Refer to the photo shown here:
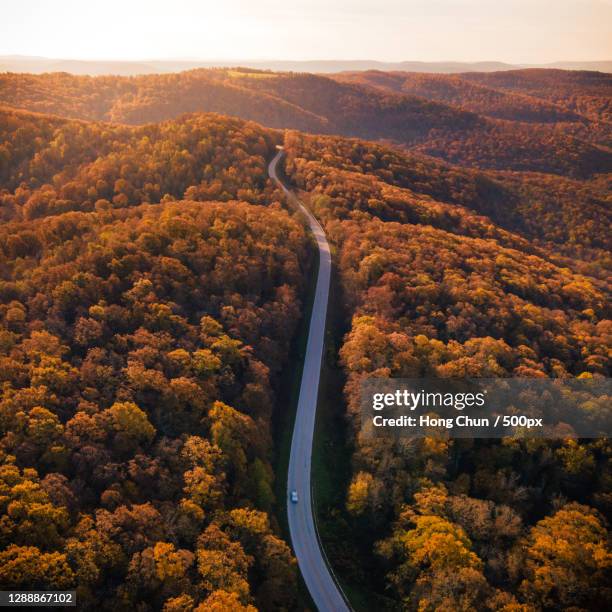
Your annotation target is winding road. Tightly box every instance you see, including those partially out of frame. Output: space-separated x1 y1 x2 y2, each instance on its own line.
268 149 350 612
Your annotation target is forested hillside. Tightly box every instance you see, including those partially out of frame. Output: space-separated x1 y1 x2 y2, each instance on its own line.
284 130 612 610
0 70 610 610
2 68 611 178
282 131 611 262
0 106 280 222
0 108 313 610
334 70 585 123
461 69 612 123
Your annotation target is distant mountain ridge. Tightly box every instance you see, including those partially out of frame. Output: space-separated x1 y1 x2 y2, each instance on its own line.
1 55 611 75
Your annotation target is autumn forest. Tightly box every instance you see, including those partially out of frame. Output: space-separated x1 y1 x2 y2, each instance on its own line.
0 65 610 611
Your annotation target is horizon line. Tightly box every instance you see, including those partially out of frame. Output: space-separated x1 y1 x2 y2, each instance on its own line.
2 54 611 65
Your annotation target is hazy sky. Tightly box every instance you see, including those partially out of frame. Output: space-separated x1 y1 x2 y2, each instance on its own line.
1 0 611 63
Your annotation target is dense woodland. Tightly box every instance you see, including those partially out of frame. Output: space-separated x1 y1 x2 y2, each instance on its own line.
1 68 611 178
334 70 587 123
0 67 610 610
281 131 611 268
461 69 612 124
284 130 611 611
0 109 314 609
0 106 280 222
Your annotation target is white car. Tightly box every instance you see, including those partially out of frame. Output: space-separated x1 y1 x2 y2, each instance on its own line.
290 490 299 503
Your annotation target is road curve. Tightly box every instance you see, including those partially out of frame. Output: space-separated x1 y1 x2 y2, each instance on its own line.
268 150 350 612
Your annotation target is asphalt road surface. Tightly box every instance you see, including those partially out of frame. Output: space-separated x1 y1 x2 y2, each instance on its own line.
268 149 350 612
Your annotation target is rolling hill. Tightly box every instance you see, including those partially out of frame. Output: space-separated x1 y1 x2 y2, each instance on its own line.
461 68 612 123
333 70 585 123
0 86 609 609
1 68 611 178
280 128 611 610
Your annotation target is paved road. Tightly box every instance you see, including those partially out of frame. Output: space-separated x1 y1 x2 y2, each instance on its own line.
269 150 350 612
